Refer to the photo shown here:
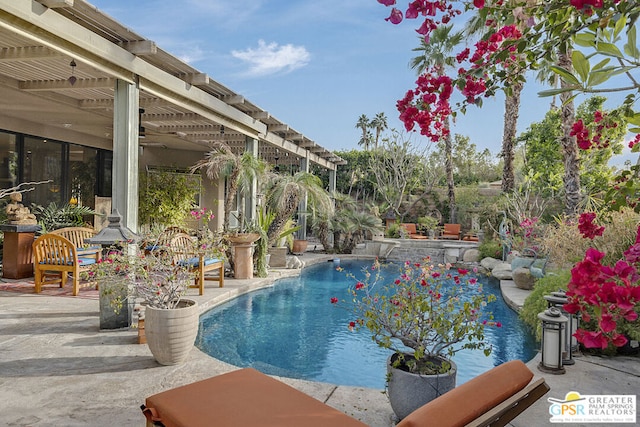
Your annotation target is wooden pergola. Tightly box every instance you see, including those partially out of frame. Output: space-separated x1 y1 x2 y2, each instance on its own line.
0 0 345 230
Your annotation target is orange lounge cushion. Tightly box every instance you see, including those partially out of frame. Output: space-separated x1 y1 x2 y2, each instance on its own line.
396 360 534 427
401 223 418 234
143 368 367 427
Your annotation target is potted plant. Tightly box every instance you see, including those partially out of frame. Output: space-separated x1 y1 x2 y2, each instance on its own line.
417 215 439 239
332 258 498 420
88 246 199 365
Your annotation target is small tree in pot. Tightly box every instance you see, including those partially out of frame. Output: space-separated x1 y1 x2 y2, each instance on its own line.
89 245 201 365
332 258 498 420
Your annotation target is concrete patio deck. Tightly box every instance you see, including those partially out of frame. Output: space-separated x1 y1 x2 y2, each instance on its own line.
0 253 637 426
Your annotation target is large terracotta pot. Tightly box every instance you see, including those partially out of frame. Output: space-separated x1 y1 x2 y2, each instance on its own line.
145 298 199 365
292 239 308 254
387 353 457 420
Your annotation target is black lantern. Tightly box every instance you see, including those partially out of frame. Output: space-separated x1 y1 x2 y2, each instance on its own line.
85 209 140 254
544 291 579 365
538 307 568 374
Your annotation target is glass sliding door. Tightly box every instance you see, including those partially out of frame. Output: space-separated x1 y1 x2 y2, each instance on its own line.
22 137 64 207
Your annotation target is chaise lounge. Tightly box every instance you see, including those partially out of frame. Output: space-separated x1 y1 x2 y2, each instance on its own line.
141 359 549 427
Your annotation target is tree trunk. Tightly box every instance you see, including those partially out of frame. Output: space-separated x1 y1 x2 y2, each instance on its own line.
317 220 332 252
444 122 456 223
558 50 581 216
501 82 523 193
267 194 299 246
223 170 240 231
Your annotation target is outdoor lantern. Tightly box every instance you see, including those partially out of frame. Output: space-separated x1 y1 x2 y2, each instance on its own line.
544 291 578 365
85 208 140 254
538 307 568 374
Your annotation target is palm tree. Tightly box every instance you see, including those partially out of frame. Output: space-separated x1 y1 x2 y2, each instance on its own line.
370 112 388 149
263 171 334 246
334 209 382 253
356 114 371 150
558 45 581 216
464 13 524 194
190 142 267 231
410 25 463 223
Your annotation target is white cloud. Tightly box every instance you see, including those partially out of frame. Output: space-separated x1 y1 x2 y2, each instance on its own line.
231 40 310 77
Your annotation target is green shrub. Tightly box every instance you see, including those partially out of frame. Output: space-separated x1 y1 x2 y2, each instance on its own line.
519 269 571 341
31 202 97 233
478 239 502 260
385 222 402 238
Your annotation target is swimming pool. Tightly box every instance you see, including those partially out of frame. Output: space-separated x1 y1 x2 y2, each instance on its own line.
196 259 537 389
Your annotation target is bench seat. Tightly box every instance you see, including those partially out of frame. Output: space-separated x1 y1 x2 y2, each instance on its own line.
142 360 549 427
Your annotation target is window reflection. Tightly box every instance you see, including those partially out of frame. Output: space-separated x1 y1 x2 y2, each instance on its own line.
23 137 64 207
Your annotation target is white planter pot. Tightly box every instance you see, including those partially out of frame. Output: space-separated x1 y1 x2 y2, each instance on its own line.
387 353 457 420
145 299 199 365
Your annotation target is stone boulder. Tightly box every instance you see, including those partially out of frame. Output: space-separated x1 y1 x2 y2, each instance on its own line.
462 249 480 263
512 267 535 290
480 257 501 271
492 262 513 280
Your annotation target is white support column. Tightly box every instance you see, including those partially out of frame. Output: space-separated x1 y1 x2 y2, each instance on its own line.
112 79 139 232
244 136 258 224
328 167 337 195
297 154 310 240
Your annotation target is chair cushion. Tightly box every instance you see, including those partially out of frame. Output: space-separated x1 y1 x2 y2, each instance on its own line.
143 368 367 427
202 257 222 266
177 257 222 267
396 360 534 427
39 257 96 266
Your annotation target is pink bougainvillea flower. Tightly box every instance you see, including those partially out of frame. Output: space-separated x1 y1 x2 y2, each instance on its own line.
473 0 485 8
355 282 365 290
385 7 403 24
578 212 605 239
330 297 338 304
612 333 628 347
377 0 396 6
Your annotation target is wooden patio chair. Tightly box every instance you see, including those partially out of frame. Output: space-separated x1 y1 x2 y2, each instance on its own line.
141 360 549 427
439 223 462 240
32 233 97 296
400 223 428 240
50 226 101 260
169 233 224 295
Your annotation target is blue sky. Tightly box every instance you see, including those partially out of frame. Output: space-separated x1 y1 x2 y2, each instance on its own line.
89 0 634 165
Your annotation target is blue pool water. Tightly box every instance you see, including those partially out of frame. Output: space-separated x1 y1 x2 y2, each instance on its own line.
196 259 537 389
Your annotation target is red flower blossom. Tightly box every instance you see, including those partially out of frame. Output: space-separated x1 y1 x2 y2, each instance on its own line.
578 212 605 239
330 297 338 304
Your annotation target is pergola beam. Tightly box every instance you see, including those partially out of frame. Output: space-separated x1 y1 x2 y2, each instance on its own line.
19 78 114 91
180 73 209 86
0 46 62 61
35 0 73 8
122 40 157 56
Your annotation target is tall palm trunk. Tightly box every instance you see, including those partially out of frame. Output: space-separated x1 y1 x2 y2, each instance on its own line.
501 81 523 193
444 119 456 223
558 50 581 216
223 170 240 230
267 193 299 246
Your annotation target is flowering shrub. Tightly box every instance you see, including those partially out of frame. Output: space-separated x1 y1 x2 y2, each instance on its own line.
504 216 546 257
564 212 640 349
88 246 194 312
331 258 498 374
375 0 639 153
